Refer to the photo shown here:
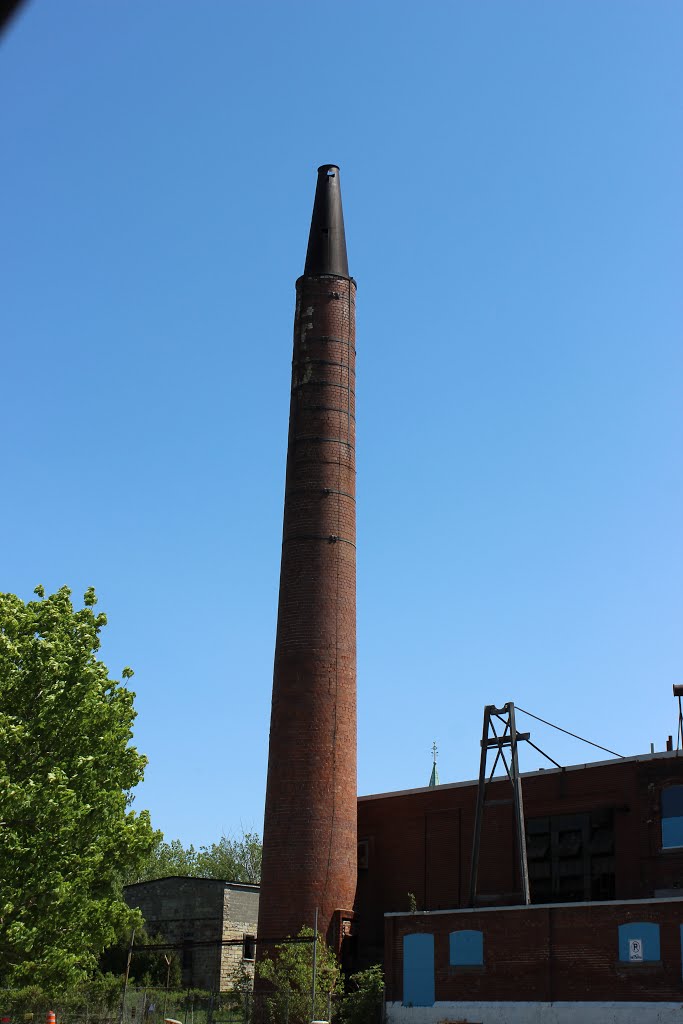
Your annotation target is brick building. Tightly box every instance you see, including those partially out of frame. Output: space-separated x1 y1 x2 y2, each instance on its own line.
122 748 682 1015
124 877 258 991
384 896 683 1023
355 747 683 1021
161 165 680 1018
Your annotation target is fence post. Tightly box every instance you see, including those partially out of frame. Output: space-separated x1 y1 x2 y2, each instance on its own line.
118 928 136 1024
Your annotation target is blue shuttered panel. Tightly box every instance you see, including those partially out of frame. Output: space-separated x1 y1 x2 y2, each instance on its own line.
403 933 435 1007
449 929 484 966
618 922 660 962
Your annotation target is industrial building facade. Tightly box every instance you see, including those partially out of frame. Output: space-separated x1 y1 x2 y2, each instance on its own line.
356 748 683 1020
383 895 683 1023
123 168 683 1018
123 750 683 1014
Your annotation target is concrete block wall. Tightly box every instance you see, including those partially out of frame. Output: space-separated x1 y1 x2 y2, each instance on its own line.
125 877 224 990
124 878 259 992
219 885 259 990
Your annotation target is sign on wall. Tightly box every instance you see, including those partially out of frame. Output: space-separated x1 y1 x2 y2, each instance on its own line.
628 938 644 962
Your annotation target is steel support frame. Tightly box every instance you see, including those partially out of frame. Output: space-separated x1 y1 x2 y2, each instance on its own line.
468 701 531 907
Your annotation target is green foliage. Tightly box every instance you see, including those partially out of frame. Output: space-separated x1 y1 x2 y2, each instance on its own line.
338 965 384 1024
256 927 342 1024
122 986 216 1024
407 892 417 912
128 830 262 884
223 958 255 1021
195 831 262 883
0 586 155 989
127 836 198 879
100 924 181 988
0 975 121 1016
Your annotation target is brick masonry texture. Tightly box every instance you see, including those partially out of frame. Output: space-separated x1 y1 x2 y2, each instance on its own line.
384 897 683 1003
257 274 358 951
356 752 683 967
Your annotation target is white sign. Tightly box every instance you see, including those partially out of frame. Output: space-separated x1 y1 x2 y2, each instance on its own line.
628 938 644 962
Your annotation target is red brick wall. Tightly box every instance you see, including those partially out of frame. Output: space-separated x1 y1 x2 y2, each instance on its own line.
384 898 683 1003
258 273 357 950
356 754 683 963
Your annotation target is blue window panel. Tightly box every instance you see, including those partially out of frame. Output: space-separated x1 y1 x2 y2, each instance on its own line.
662 815 683 848
403 933 435 1007
449 930 484 966
662 786 683 817
618 922 661 962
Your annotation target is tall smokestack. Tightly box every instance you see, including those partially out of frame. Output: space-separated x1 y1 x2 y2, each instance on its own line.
257 165 357 952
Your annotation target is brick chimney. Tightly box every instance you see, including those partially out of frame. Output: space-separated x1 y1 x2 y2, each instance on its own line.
257 165 357 953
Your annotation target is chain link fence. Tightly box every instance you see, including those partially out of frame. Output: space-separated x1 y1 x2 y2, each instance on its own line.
2 976 383 1024
0 989 349 1024
0 994 118 1024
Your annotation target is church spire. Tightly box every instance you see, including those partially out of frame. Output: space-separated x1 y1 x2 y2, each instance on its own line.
429 741 440 787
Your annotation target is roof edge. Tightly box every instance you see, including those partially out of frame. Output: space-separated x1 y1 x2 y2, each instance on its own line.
124 876 260 890
359 749 682 803
385 894 683 918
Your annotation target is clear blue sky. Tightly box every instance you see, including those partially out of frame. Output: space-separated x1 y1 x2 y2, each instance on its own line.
2 1 681 848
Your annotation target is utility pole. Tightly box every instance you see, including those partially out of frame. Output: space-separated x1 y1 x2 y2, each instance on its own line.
118 927 136 1024
311 907 319 1023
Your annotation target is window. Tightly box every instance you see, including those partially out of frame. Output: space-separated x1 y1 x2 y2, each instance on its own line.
449 930 484 967
182 943 192 969
242 934 256 961
618 923 660 963
661 786 683 848
181 938 193 982
526 810 615 903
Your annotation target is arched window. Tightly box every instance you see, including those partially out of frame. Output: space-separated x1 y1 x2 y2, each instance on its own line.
661 785 683 848
449 929 484 967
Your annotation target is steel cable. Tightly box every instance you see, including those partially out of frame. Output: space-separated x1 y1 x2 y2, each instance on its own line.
515 705 624 759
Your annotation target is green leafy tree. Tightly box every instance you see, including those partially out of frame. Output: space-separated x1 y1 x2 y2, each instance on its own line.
256 927 342 1024
127 836 201 879
129 830 262 884
195 831 262 883
0 586 155 988
338 965 384 1024
0 975 121 1018
99 924 181 988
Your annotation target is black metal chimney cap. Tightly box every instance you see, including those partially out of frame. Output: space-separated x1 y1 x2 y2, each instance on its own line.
304 164 349 278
